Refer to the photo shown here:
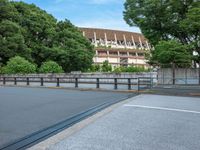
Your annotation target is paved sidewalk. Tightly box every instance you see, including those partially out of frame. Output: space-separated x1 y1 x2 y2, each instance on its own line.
45 94 200 150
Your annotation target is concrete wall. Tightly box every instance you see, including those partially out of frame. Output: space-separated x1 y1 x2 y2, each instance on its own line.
0 72 157 79
158 68 200 85
0 72 157 88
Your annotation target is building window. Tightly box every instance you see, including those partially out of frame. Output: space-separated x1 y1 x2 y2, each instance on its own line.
109 52 118 56
120 52 127 56
120 58 128 67
98 51 107 56
138 53 144 56
129 52 136 56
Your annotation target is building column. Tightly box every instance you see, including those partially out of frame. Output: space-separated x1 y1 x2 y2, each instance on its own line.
146 41 150 50
104 33 108 47
139 37 144 49
95 50 98 63
94 32 97 46
107 50 109 61
114 33 118 46
123 34 127 48
117 51 120 66
131 36 136 49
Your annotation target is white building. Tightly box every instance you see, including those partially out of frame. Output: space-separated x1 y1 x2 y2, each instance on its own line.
80 28 151 68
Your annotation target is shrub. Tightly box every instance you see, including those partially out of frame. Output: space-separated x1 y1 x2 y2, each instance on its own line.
39 61 64 73
101 60 112 72
113 67 122 73
2 56 36 74
88 64 101 72
113 66 149 73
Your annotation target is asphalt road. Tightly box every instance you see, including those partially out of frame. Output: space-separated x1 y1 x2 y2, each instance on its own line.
0 87 132 148
49 94 200 150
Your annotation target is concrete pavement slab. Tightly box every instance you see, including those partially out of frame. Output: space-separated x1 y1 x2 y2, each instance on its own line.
47 94 200 150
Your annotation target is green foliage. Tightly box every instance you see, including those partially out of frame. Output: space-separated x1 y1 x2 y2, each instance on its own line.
112 67 122 73
151 40 192 67
0 67 2 74
2 56 36 74
124 0 200 64
88 64 101 72
0 20 32 64
124 0 197 45
180 3 200 61
87 63 149 73
113 66 148 73
101 60 112 72
0 0 94 72
39 61 64 73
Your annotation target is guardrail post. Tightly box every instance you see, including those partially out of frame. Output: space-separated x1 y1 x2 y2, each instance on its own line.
128 78 131 90
3 77 6 85
14 77 17 85
114 78 117 90
96 78 100 88
41 77 43 86
75 78 78 88
27 77 29 85
150 78 153 88
57 78 60 87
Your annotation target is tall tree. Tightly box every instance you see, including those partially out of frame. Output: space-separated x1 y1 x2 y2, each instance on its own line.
0 0 94 72
124 0 200 66
151 40 191 67
124 0 196 45
180 2 200 64
0 20 31 64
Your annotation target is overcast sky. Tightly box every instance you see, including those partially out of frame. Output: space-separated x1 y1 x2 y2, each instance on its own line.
14 0 141 33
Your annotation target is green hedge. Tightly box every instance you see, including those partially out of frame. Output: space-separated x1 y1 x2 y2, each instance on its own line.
39 61 64 73
2 56 36 74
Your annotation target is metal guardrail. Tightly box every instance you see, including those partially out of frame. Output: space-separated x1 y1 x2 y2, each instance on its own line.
138 77 153 91
0 76 153 91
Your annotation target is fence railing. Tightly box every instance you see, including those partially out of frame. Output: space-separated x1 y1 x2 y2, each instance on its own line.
158 68 200 85
0 76 153 91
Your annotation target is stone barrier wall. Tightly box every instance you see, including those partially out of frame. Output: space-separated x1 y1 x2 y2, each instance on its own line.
158 68 200 85
0 72 157 79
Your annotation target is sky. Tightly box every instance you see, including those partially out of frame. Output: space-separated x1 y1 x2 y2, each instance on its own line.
14 0 141 33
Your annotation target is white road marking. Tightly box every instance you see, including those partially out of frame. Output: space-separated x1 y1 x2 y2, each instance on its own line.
124 104 200 114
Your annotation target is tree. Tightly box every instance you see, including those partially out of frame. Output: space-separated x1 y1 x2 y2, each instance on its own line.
0 20 31 64
2 56 36 74
0 0 19 22
1 0 94 72
101 60 112 72
124 0 199 66
50 20 94 72
124 0 197 45
88 64 101 72
151 40 191 67
39 61 64 73
180 3 200 65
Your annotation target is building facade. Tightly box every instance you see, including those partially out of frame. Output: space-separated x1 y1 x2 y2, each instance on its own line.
80 28 151 68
